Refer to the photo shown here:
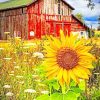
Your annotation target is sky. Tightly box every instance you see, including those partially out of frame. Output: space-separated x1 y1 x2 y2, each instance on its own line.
0 0 100 29
66 0 100 29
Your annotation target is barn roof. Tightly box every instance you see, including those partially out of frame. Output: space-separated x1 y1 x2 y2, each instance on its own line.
72 15 90 30
0 0 37 11
0 0 74 11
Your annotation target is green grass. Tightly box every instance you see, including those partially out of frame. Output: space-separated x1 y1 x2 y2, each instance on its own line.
0 0 35 10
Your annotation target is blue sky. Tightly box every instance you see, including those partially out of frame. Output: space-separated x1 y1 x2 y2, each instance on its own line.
0 0 99 29
67 0 100 29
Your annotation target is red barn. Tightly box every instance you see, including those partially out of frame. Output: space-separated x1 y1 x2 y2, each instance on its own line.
0 0 89 40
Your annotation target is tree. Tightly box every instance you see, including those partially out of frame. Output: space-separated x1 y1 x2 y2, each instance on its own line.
75 13 84 22
86 0 95 9
97 16 100 30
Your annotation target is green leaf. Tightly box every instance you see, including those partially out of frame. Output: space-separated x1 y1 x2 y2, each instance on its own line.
92 90 100 99
52 81 60 90
78 80 85 91
36 94 50 100
51 93 63 100
70 81 77 87
64 91 78 100
51 91 78 100
70 87 83 93
92 61 97 68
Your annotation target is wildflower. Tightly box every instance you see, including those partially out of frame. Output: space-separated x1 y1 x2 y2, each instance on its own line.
9 74 14 76
11 71 14 73
16 75 23 78
14 66 20 69
3 58 12 60
15 37 21 44
6 92 14 97
33 52 44 58
15 37 21 39
43 30 95 86
0 48 4 50
24 52 30 55
24 43 37 47
3 85 11 89
35 79 41 82
24 89 36 93
4 32 10 35
41 90 49 94
32 75 39 78
18 81 24 84
23 46 29 49
13 62 16 64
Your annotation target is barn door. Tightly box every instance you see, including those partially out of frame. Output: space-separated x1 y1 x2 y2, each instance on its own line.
64 24 71 36
56 23 62 36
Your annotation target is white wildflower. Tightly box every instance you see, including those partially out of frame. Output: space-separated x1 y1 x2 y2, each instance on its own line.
24 52 30 55
3 58 12 60
18 81 24 84
14 66 20 69
35 79 41 82
24 89 36 93
23 46 29 49
0 48 4 50
33 52 44 58
3 85 11 89
16 75 23 78
41 90 49 94
9 74 14 76
13 62 16 64
4 32 10 35
6 92 14 97
15 37 21 39
11 71 14 73
32 75 38 78
25 43 37 47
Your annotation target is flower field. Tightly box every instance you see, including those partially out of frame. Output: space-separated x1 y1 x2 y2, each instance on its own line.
0 31 100 100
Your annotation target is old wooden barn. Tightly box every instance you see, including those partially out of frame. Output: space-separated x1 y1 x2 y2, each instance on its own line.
0 0 89 40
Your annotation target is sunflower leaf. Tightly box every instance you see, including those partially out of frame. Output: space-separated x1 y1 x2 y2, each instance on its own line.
78 80 85 91
52 81 60 91
51 93 63 100
70 87 83 93
36 94 50 100
51 92 78 100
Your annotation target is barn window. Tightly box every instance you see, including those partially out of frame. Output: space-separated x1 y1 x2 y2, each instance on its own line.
62 9 63 15
58 0 60 14
30 31 35 36
22 8 23 13
81 32 83 35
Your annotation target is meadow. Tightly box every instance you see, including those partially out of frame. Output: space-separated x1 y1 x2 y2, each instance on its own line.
0 31 100 100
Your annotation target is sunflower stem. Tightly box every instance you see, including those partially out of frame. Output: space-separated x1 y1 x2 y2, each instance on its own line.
61 84 66 94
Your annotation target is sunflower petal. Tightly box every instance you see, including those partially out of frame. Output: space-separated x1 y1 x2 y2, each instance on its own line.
46 66 59 77
63 69 68 83
69 70 79 84
73 66 89 79
57 68 63 80
59 77 65 86
60 30 66 46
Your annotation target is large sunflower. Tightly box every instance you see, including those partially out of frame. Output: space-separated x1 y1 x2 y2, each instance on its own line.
44 30 95 86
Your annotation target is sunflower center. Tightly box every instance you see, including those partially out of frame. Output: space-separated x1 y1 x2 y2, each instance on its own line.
57 48 79 70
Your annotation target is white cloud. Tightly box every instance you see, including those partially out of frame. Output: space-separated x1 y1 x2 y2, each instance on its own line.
0 0 9 2
66 0 99 29
85 20 98 29
67 0 100 17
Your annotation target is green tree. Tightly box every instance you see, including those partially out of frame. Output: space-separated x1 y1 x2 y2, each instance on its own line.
86 0 95 9
75 13 84 22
